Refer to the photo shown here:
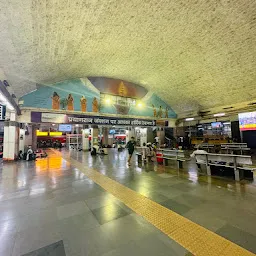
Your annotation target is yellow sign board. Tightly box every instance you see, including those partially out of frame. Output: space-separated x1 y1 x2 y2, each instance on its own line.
49 132 63 136
36 131 48 136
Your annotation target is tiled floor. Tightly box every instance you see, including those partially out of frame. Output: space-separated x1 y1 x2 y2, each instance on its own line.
22 240 66 256
0 148 255 255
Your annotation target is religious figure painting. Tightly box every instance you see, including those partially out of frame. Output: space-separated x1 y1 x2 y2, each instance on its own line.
67 93 74 111
80 96 87 112
51 92 60 110
152 104 157 117
92 97 99 112
158 106 163 118
165 106 168 118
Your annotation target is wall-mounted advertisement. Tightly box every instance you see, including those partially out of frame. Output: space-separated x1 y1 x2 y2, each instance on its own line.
238 111 256 131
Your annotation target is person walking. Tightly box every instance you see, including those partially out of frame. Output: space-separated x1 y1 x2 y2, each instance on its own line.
126 137 136 165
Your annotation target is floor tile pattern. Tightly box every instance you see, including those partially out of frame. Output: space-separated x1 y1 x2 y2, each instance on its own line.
55 149 255 256
21 240 66 256
1 148 256 256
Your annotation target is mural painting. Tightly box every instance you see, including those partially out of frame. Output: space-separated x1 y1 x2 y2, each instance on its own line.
158 106 163 118
80 96 87 112
67 94 74 111
152 104 157 117
88 77 147 98
165 107 168 118
92 97 99 112
19 77 177 119
51 92 60 110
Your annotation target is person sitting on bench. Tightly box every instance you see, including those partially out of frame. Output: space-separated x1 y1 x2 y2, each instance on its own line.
190 145 208 169
18 150 23 160
26 146 35 161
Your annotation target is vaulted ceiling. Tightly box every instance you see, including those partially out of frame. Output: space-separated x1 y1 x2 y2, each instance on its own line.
0 0 256 117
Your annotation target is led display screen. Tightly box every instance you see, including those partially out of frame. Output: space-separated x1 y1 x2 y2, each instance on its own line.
211 122 223 128
59 124 72 132
239 111 256 131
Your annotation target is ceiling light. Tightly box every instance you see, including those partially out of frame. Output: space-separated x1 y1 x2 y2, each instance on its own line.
185 118 194 121
105 98 111 105
213 113 225 117
137 101 144 108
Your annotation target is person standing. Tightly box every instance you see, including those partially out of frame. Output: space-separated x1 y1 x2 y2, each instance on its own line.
126 137 136 165
154 136 159 146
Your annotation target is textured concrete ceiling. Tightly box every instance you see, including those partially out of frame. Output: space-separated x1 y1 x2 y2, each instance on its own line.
0 0 256 116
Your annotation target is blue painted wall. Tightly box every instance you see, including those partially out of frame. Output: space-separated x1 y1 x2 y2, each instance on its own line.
19 79 99 112
19 79 176 118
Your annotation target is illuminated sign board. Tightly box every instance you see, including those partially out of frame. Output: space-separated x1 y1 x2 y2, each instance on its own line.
238 111 256 131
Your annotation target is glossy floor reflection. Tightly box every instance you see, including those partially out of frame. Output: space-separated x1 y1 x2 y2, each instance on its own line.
0 149 255 255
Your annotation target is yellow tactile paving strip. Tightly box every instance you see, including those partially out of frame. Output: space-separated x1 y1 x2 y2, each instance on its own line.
51 149 255 256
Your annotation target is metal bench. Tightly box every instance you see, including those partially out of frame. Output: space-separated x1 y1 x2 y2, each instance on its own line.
194 153 255 181
157 149 186 169
194 144 215 152
220 143 250 155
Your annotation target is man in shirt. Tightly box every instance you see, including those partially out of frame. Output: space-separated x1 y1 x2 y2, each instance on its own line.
190 145 208 169
126 137 136 165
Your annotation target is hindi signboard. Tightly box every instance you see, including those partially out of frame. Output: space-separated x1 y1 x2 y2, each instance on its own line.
31 112 168 127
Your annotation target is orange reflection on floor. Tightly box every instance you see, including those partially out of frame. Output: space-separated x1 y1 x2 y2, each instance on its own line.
35 156 70 173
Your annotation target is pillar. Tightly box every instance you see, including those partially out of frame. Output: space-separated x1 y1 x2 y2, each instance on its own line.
126 127 135 143
140 128 147 147
91 127 99 150
157 128 165 145
31 124 38 150
3 121 20 161
19 129 25 152
24 124 32 148
147 127 154 143
103 127 109 145
82 129 90 151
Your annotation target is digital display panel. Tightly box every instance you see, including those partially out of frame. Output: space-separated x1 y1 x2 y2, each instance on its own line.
109 129 115 134
59 124 72 132
239 111 256 131
211 122 223 128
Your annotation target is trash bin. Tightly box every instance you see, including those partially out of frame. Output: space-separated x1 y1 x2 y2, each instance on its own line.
156 152 163 164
